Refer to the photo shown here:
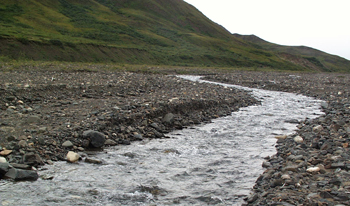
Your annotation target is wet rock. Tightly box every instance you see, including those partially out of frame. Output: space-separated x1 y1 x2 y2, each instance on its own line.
262 161 271 168
104 139 117 146
66 151 80 163
83 130 106 148
274 135 287 140
133 133 143 141
85 157 102 164
246 193 259 203
10 163 32 170
5 167 39 181
0 162 10 177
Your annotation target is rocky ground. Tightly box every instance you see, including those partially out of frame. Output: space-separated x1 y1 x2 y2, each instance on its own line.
1 68 349 206
204 72 350 206
0 70 256 180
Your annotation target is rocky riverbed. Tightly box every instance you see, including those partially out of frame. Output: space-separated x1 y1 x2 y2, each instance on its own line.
205 72 350 206
1 68 349 206
0 70 256 181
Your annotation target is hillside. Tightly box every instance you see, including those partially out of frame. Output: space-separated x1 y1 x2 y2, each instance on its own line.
0 0 349 72
233 34 350 72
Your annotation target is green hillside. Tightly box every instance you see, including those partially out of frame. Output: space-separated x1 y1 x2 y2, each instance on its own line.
0 0 349 71
233 34 350 72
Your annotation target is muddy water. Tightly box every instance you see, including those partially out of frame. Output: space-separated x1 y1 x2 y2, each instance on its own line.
0 76 324 206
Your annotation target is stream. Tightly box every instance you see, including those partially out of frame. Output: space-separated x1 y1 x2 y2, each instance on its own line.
0 76 324 206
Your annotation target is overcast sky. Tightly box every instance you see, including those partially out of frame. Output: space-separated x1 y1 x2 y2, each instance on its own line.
184 0 350 60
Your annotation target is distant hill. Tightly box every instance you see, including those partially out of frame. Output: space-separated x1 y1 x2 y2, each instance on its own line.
233 34 350 72
0 0 349 72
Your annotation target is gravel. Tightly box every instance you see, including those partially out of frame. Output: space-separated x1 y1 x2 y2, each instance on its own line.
204 71 350 206
0 70 256 168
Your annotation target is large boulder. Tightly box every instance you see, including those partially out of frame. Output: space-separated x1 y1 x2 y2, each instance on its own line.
5 167 39 181
83 130 106 148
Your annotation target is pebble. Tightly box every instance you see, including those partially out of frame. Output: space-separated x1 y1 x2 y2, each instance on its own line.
0 150 13 156
293 135 303 143
62 140 74 148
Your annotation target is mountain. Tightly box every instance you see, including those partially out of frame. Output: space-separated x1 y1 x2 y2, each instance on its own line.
0 0 349 72
233 34 350 72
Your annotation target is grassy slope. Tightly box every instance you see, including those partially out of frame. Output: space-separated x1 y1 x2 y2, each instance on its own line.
233 34 350 72
0 0 349 72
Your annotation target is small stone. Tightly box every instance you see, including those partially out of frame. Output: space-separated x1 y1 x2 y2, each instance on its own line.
18 140 28 148
307 167 320 173
62 140 74 148
246 193 259 203
294 136 303 143
281 174 291 180
133 133 143 141
163 113 174 124
23 153 44 166
312 125 323 133
274 135 287 140
0 157 7 163
0 150 13 156
0 162 10 176
271 179 284 187
104 139 117 146
262 161 271 168
38 127 47 133
26 115 41 124
283 165 299 172
10 163 31 170
67 151 80 163
77 147 85 151
321 102 329 109
85 158 102 164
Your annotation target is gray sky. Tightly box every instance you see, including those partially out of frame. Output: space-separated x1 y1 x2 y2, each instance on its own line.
184 0 350 60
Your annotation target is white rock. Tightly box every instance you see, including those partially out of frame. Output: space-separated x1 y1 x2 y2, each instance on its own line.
274 135 287 140
0 157 7 163
306 167 320 173
312 125 323 133
66 151 80 163
294 136 304 143
281 174 291 179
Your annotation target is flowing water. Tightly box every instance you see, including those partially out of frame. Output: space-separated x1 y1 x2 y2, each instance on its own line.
0 76 324 206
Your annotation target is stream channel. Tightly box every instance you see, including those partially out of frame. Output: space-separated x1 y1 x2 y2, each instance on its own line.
0 75 324 206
